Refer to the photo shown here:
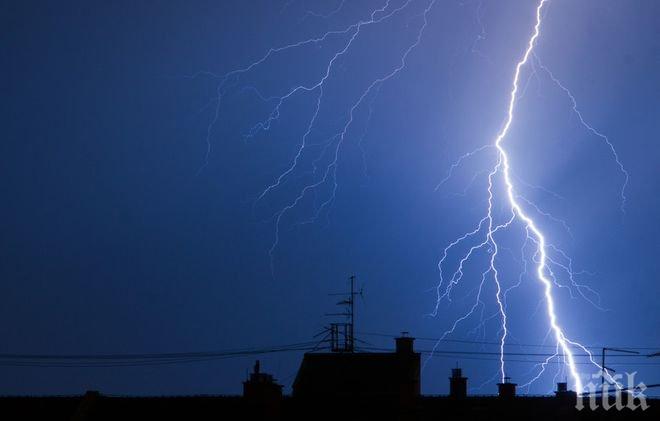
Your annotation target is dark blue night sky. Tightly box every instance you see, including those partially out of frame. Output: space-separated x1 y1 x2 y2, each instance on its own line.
2 0 659 396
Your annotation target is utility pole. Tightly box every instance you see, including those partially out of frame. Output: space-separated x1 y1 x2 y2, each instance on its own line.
349 274 355 351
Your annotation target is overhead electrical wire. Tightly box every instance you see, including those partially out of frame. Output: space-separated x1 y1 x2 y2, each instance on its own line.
1 335 657 369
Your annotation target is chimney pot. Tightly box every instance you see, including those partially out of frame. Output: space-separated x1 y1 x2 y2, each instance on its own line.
395 336 415 354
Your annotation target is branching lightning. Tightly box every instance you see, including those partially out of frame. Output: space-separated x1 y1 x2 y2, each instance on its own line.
196 0 630 394
433 0 628 393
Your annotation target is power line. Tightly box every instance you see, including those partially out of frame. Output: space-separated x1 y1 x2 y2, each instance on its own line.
405 352 660 366
1 338 658 369
357 331 660 351
0 341 317 361
358 345 659 359
0 342 322 368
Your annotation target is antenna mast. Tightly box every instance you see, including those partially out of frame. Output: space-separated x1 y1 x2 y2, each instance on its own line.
326 274 361 353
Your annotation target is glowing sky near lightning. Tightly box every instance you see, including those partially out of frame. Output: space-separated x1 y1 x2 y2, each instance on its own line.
435 0 594 392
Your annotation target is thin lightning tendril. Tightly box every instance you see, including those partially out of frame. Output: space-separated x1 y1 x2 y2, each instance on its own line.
198 0 630 393
533 54 630 213
256 0 437 269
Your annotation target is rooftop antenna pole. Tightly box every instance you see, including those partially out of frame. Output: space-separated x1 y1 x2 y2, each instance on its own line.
326 274 362 353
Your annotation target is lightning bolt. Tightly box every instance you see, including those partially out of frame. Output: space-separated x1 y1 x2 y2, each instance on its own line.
434 0 582 389
196 0 630 393
433 0 628 393
244 0 438 270
192 0 424 273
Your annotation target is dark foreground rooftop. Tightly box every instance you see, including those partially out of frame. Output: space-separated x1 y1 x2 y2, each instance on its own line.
0 392 658 421
5 336 657 419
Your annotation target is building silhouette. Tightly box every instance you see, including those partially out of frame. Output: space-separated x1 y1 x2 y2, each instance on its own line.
293 335 419 403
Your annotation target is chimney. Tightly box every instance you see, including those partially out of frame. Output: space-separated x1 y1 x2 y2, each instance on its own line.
243 361 283 418
449 367 467 399
243 360 283 401
497 377 517 398
395 332 414 354
555 382 577 404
